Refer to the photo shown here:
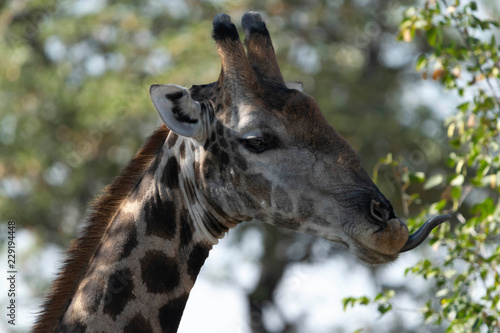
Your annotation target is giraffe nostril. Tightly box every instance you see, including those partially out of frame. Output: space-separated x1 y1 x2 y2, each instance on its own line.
370 199 386 224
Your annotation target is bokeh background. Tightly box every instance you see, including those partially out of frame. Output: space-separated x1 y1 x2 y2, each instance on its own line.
1 0 499 332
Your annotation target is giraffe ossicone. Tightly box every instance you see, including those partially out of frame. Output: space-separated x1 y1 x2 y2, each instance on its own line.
34 11 450 333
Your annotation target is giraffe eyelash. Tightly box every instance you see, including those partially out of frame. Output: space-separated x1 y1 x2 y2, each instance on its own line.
239 133 278 153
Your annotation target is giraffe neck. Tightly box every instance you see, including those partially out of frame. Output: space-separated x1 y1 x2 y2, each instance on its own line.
56 132 235 332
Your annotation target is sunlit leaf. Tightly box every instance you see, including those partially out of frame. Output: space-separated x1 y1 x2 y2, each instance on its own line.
450 174 464 186
424 174 444 189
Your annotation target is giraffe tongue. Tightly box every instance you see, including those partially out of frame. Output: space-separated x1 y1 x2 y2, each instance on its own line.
398 214 451 253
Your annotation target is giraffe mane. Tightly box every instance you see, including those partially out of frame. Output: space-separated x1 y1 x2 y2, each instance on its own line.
32 125 170 333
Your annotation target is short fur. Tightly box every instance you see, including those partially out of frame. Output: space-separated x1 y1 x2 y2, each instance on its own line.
32 125 170 333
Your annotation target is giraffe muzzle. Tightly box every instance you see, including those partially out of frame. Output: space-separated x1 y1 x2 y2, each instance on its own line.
398 214 451 252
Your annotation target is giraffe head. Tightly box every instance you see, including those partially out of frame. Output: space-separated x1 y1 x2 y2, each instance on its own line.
150 12 449 264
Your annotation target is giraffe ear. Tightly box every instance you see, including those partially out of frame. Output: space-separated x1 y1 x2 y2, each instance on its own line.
150 84 205 139
285 81 303 92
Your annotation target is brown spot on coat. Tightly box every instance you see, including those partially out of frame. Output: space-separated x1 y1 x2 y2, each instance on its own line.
218 137 228 148
124 314 152 333
211 144 220 159
166 132 178 148
144 192 177 240
103 268 135 320
187 244 210 281
161 157 180 189
179 141 186 161
216 121 224 136
275 186 293 212
121 224 138 259
158 294 189 333
194 161 202 185
246 174 272 204
140 250 179 294
297 195 314 219
233 151 247 171
179 212 193 247
220 151 230 166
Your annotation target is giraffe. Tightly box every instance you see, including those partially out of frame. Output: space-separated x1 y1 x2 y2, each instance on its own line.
34 12 450 333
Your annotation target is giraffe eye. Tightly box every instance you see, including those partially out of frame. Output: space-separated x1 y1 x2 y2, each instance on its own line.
240 133 276 153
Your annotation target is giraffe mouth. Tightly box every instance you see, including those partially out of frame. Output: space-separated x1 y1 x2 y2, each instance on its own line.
349 239 400 265
341 215 450 264
398 215 451 253
335 238 350 249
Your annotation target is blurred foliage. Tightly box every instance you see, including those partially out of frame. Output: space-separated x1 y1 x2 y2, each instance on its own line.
346 1 500 332
2 0 498 332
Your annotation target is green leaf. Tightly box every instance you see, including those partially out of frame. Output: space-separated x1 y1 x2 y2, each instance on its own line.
480 269 488 280
456 102 470 112
342 296 371 311
430 200 447 213
409 171 426 183
414 19 428 30
456 159 466 174
377 303 392 315
416 54 428 71
424 174 444 190
436 288 449 297
342 297 354 311
374 289 395 302
477 159 490 176
378 153 393 164
451 186 462 200
359 296 370 305
450 174 464 186
426 26 439 47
